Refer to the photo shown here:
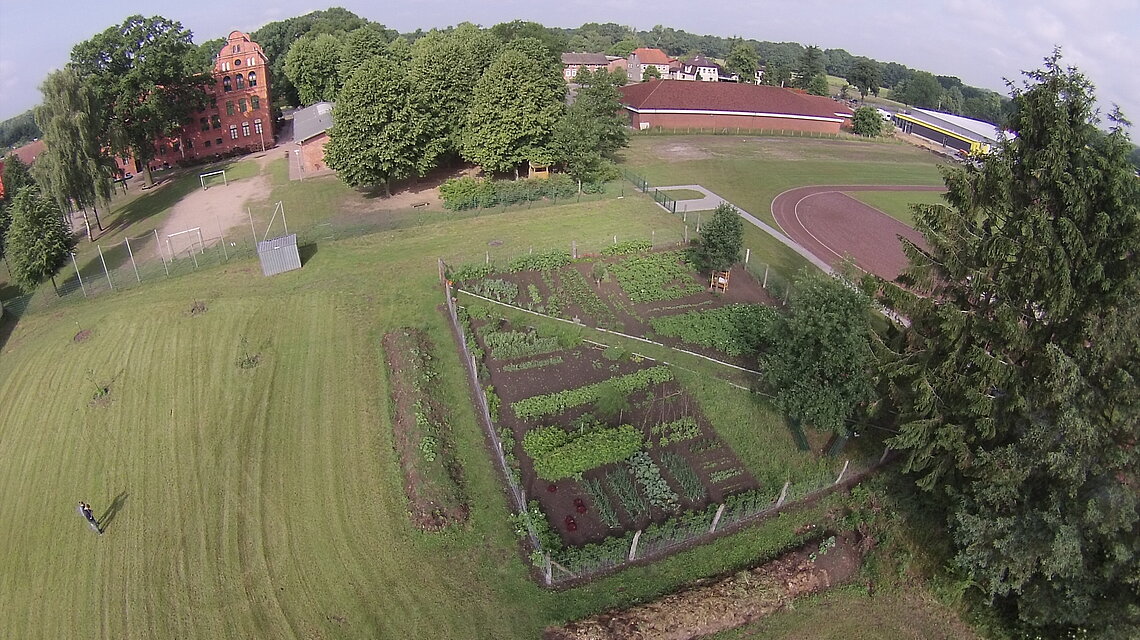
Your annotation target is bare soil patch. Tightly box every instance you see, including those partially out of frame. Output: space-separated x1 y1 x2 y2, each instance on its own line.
544 531 867 640
73 329 92 343
158 173 272 257
382 329 468 530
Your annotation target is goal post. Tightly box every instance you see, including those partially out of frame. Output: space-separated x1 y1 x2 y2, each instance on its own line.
199 170 228 190
167 227 204 258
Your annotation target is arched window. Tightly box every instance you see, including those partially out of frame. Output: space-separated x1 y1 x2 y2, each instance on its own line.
248 71 257 87
222 76 232 92
253 118 263 134
235 74 245 89
241 122 250 137
229 125 238 140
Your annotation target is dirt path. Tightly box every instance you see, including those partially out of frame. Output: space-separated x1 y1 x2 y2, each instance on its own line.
771 185 945 281
157 172 271 258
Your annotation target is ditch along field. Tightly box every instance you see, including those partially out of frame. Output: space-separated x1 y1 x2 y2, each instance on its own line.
0 186 884 640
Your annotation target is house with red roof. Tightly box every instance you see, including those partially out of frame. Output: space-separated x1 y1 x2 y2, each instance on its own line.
619 80 853 134
627 48 675 82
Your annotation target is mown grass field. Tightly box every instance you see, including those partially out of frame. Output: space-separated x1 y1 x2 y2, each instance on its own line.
847 189 947 228
0 136 969 639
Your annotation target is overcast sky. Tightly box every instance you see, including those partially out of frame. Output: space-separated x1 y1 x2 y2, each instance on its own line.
1 0 1137 125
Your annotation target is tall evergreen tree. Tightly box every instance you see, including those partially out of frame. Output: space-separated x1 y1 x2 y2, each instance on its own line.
3 186 71 293
0 155 36 263
876 52 1140 636
794 45 824 90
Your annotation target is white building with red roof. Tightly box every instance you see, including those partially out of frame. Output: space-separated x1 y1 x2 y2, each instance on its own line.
619 80 853 134
627 48 676 82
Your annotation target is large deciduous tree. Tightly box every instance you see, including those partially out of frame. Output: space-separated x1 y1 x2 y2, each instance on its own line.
552 69 629 182
695 203 742 272
847 58 882 100
794 45 825 90
724 43 759 83
3 186 71 293
34 68 118 241
765 272 874 435
876 52 1140 636
898 70 942 108
324 57 441 196
409 23 502 157
462 42 566 178
69 15 211 188
283 32 344 106
852 106 883 137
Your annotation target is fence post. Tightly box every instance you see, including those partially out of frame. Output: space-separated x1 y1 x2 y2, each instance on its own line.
744 248 750 264
763 265 769 288
545 553 553 585
835 460 850 485
572 240 577 259
880 447 890 465
191 247 199 269
613 235 617 245
628 530 642 561
485 251 489 265
70 253 87 298
776 480 791 507
124 237 141 283
709 503 726 533
97 244 113 290
696 212 702 233
154 228 169 276
220 235 228 261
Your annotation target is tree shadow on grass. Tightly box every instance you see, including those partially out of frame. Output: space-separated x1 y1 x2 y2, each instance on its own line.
98 491 129 533
98 160 242 238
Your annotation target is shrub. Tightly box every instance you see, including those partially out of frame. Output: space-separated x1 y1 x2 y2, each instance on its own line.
450 263 494 282
511 366 674 420
440 176 495 210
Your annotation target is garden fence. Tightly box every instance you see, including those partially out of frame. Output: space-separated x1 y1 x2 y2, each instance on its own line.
621 169 678 214
438 256 886 587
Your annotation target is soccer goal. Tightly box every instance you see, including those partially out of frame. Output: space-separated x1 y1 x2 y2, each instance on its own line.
199 170 228 190
167 227 204 260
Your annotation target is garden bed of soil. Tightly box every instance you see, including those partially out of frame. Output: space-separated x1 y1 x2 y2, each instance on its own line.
382 329 468 530
543 530 868 640
469 316 759 548
454 249 780 368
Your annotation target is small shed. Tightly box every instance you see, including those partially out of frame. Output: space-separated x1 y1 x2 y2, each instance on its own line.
257 234 301 276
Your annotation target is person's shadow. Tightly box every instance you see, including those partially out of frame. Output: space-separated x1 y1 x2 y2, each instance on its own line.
99 492 129 532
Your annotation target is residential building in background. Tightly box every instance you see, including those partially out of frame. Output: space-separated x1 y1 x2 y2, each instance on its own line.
627 48 675 82
561 53 611 80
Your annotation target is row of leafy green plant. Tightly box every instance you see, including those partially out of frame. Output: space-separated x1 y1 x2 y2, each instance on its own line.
468 278 519 303
600 239 652 256
659 451 707 503
511 365 675 419
501 356 564 372
481 327 563 360
556 267 616 325
606 466 650 521
649 304 779 357
651 416 702 446
628 451 680 511
522 424 644 480
607 251 703 303
582 477 621 529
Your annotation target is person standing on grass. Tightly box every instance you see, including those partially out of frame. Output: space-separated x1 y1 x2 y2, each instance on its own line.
77 501 101 535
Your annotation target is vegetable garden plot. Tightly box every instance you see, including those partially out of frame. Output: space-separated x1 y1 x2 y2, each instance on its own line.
465 315 759 549
451 248 781 367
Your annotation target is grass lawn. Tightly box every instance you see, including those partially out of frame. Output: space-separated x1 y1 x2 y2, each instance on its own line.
848 190 948 228
0 196 863 639
659 188 707 200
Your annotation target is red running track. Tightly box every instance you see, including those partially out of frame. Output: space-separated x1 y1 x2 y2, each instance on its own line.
771 185 945 281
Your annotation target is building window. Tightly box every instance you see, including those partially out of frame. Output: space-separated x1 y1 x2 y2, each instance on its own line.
234 45 241 54
216 138 223 145
230 125 238 140
235 74 245 89
241 122 250 137
200 117 209 132
226 101 234 116
223 76 231 92
221 62 229 72
248 71 257 87
211 115 221 129
210 95 218 109
247 57 255 67
185 139 193 150
172 140 181 153
239 99 246 112
234 58 242 67
253 119 263 134
204 140 211 148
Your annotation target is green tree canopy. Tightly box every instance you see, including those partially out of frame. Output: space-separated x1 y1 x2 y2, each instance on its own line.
337 26 394 81
876 52 1140 636
794 45 824 89
847 58 882 99
324 57 443 196
695 203 743 272
461 46 566 177
641 65 661 82
409 23 502 156
898 70 942 108
724 43 759 83
765 272 874 435
69 15 211 187
0 154 35 261
3 186 71 293
807 73 829 96
284 32 344 106
851 106 883 137
552 69 629 182
490 20 568 63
